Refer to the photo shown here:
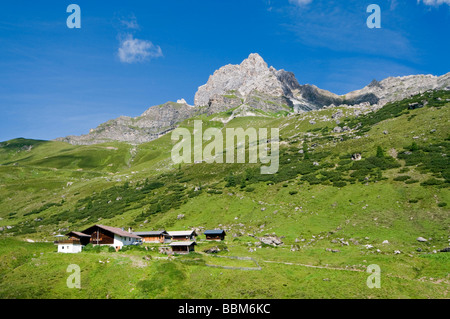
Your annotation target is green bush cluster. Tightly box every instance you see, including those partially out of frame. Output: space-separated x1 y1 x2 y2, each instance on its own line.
54 171 186 227
119 245 147 253
398 141 449 187
23 201 64 217
340 90 450 134
222 144 401 189
394 176 411 182
82 244 116 253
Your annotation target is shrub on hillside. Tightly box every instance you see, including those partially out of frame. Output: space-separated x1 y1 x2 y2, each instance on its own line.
420 178 444 186
83 244 115 253
332 181 347 188
394 176 411 182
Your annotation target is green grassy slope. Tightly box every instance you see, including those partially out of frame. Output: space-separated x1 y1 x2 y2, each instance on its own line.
0 90 449 299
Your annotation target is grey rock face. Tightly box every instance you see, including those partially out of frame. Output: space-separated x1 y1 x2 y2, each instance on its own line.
194 53 296 107
292 84 345 112
206 94 243 115
55 102 204 145
345 73 450 106
194 53 347 113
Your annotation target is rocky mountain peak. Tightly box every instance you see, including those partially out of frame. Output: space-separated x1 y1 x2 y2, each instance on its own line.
194 53 301 107
240 53 269 74
54 53 449 146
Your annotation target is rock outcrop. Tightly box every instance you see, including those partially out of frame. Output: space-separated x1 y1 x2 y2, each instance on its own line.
194 53 345 113
345 73 450 106
195 53 294 106
55 102 203 145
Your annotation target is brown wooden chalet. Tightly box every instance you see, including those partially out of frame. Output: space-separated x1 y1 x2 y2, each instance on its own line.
133 230 171 243
81 225 142 248
169 241 196 254
167 230 197 242
204 230 226 241
65 231 91 246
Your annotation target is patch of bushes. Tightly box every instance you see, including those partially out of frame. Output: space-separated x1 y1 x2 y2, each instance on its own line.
332 181 347 188
82 244 116 253
119 245 147 253
7 212 17 219
187 188 202 198
341 90 450 132
398 141 449 183
301 174 321 185
394 176 411 182
23 201 63 217
207 189 223 195
338 159 352 166
420 178 444 186
399 167 410 173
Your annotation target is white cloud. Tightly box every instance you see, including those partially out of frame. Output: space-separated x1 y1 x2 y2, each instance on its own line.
417 0 450 6
120 15 140 30
389 0 398 10
118 34 163 64
288 0 313 6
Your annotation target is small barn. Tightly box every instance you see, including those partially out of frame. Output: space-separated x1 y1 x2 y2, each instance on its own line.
204 230 226 241
55 231 91 254
170 241 196 254
168 230 197 242
67 231 91 246
55 239 83 254
134 230 171 244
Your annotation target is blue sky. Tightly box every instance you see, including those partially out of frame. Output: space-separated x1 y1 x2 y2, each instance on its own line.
0 0 449 141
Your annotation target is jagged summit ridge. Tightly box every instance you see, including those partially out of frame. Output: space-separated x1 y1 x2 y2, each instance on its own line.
194 53 302 107
55 101 201 145
346 73 450 105
194 53 364 112
54 53 450 145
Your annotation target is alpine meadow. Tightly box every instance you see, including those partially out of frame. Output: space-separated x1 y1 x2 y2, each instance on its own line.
0 1 449 302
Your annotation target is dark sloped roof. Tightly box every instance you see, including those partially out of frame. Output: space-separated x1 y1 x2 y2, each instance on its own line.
67 231 91 238
168 230 197 237
169 241 196 247
82 225 142 239
133 230 168 236
204 230 226 235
